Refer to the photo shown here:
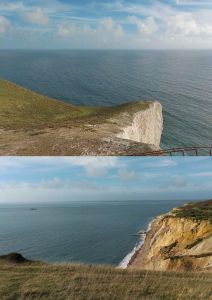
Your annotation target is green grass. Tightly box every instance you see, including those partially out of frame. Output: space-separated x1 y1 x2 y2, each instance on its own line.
0 79 99 130
0 259 211 300
172 200 212 223
0 79 150 131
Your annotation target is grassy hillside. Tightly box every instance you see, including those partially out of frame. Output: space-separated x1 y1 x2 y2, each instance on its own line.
0 79 149 131
172 200 212 223
0 79 156 155
0 79 99 129
0 256 211 300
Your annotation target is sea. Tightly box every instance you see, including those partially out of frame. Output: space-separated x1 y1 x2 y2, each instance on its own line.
0 199 187 266
0 50 212 149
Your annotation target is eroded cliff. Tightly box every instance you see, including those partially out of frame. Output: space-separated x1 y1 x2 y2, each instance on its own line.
129 200 212 272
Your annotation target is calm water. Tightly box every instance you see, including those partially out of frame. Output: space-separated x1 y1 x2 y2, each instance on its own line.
0 50 212 148
0 200 186 265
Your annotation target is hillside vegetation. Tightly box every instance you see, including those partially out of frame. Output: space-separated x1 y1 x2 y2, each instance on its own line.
0 79 99 130
172 200 212 223
0 256 211 300
0 79 149 130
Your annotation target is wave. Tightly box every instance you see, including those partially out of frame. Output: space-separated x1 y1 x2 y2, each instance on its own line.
118 219 153 269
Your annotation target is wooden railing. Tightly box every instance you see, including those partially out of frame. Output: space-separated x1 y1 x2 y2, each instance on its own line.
139 146 212 156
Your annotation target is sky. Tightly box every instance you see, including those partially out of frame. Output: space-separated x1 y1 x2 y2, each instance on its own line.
0 0 212 49
0 157 212 203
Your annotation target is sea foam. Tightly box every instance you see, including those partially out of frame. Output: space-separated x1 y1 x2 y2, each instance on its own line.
118 219 153 269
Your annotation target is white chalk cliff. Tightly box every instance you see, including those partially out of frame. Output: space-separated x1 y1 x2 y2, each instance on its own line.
116 101 163 147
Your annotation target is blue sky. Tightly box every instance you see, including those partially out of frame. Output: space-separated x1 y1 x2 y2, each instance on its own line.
0 157 211 203
0 0 212 49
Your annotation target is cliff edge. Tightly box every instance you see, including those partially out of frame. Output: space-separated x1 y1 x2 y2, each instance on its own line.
0 80 163 155
128 200 212 272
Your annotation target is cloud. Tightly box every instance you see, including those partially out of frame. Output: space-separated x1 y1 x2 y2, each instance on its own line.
39 178 100 191
24 8 49 25
0 157 25 170
176 0 212 5
0 157 120 176
0 177 102 192
171 175 189 188
190 172 212 177
141 158 178 168
58 17 124 40
120 1 212 37
0 157 121 185
128 16 158 35
0 156 212 203
58 22 92 37
1 0 212 48
99 17 124 37
0 16 10 33
65 157 119 177
40 177 64 189
167 12 212 36
0 0 71 15
118 170 139 181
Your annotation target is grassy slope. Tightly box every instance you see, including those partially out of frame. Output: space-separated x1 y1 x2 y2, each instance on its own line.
0 79 150 131
0 79 99 129
0 260 211 300
172 200 212 223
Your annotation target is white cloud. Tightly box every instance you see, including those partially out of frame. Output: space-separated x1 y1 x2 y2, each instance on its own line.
167 13 198 35
58 17 124 40
108 1 175 21
0 15 10 33
1 0 212 48
65 157 119 177
103 1 212 47
118 170 139 181
176 0 212 5
24 8 49 25
171 175 189 188
128 16 158 35
190 172 212 177
167 12 212 36
99 17 124 37
0 157 120 177
58 23 92 37
38 178 100 191
142 158 178 168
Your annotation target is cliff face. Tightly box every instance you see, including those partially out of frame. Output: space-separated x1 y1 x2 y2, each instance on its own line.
116 102 163 147
129 201 212 272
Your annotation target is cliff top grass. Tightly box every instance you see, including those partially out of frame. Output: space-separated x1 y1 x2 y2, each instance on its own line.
0 254 211 300
172 200 212 223
0 79 150 130
0 79 99 130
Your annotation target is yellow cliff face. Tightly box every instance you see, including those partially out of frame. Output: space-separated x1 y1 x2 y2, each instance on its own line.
129 201 212 272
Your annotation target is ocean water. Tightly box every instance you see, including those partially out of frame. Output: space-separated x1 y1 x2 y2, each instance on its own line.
0 200 186 265
0 50 212 148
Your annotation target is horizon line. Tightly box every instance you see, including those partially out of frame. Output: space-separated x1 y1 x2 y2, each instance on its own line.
1 48 212 51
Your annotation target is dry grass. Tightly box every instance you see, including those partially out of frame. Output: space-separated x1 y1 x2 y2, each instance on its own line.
0 260 211 300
